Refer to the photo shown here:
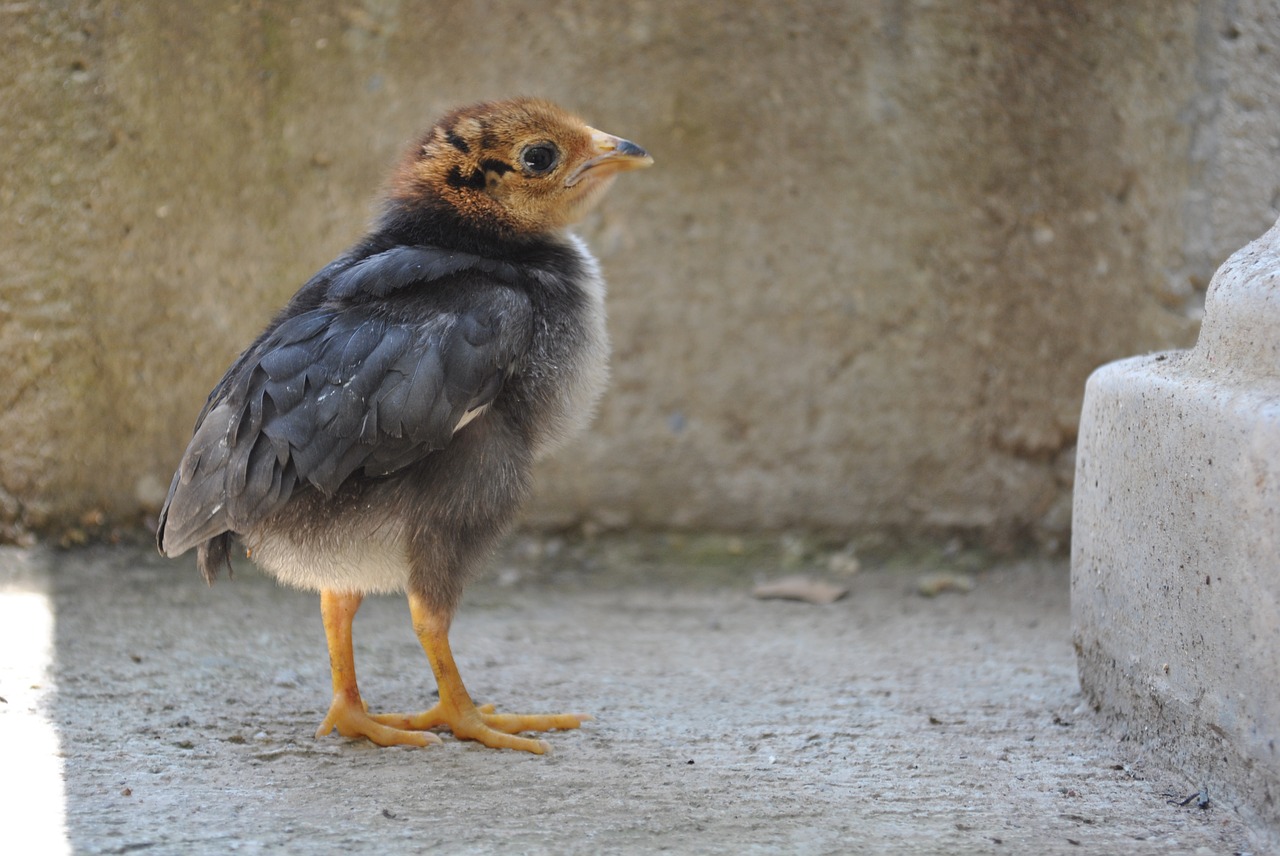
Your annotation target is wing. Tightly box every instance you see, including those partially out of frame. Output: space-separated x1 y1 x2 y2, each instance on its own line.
156 277 532 562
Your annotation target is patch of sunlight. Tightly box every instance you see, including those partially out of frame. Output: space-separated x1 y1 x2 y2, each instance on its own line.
0 588 69 855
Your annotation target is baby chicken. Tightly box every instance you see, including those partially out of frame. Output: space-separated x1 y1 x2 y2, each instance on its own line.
157 98 651 753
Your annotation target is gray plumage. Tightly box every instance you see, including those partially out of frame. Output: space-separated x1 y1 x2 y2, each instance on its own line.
157 239 606 603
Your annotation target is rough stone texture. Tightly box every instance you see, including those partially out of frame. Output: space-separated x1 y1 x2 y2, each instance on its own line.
0 542 1270 853
3 2 1280 545
1072 217 1280 835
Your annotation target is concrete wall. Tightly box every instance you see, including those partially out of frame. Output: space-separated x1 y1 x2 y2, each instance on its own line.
3 1 1279 546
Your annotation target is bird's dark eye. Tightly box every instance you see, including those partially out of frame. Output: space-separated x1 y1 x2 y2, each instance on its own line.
521 144 559 175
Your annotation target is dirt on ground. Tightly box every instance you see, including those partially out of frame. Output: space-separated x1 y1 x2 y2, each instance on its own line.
0 537 1267 854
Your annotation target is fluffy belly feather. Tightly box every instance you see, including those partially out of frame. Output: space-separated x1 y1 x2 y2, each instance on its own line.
245 520 411 594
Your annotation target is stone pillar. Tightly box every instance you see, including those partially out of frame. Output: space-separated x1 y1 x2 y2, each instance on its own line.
1073 219 1280 832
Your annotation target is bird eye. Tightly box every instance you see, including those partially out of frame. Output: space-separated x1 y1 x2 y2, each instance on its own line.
521 144 559 175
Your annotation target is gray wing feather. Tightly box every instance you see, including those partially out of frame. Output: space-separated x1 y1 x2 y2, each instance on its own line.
157 284 532 559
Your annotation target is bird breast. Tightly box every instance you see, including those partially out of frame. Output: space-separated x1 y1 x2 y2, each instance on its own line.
517 233 610 460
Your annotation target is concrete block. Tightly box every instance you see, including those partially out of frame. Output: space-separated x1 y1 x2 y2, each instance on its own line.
1073 218 1280 833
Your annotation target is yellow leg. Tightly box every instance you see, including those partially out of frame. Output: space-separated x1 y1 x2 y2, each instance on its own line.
368 591 590 754
313 589 442 748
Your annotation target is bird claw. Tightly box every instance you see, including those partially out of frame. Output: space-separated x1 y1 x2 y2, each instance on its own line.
369 702 590 754
315 693 444 748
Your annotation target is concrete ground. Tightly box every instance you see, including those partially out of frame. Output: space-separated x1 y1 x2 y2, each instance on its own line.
0 537 1267 855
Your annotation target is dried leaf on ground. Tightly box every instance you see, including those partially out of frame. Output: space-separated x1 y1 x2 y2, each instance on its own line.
752 575 849 605
916 572 976 597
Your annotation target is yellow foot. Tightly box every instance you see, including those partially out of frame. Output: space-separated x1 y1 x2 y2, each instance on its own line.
371 702 592 754
315 693 444 748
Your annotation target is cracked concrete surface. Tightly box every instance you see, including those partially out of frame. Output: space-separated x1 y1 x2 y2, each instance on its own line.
0 540 1266 854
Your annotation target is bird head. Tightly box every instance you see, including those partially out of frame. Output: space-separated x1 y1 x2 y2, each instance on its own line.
389 98 652 240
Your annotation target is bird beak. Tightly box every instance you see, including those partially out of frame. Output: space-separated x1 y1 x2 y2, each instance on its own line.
565 128 653 187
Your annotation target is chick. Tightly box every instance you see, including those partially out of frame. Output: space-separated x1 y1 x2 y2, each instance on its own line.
157 98 651 753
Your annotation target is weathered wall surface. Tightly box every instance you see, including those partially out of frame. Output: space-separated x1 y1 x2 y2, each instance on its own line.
2 1 1278 547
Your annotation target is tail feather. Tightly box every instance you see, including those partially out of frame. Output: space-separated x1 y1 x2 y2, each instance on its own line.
157 403 236 560
196 534 235 584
